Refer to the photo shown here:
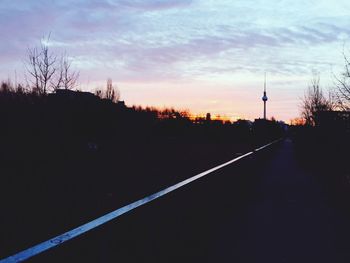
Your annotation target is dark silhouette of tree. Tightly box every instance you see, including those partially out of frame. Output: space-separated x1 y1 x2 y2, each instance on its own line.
95 89 103 99
0 80 12 93
26 35 58 94
334 51 350 110
60 54 79 90
105 79 120 102
94 79 120 102
301 74 333 126
25 35 79 93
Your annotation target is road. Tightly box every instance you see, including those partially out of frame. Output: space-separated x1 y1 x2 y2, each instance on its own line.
23 139 350 262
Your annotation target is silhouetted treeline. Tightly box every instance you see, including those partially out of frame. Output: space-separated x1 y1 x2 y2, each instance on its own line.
0 79 287 206
0 81 285 164
295 68 350 188
291 110 350 196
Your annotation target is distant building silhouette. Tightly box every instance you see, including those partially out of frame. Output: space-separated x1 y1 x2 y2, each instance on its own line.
206 113 211 121
50 89 127 108
118 100 126 107
52 89 98 101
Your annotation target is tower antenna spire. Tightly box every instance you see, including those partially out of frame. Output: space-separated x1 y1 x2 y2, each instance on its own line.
262 72 268 119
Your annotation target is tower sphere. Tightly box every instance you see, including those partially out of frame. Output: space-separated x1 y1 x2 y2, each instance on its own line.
262 93 268 101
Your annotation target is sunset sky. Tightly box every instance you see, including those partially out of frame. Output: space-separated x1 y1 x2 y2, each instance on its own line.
1 0 350 121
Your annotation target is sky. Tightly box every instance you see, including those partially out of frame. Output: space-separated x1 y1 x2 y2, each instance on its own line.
1 0 350 122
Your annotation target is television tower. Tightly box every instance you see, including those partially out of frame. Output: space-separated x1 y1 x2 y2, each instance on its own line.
262 73 268 119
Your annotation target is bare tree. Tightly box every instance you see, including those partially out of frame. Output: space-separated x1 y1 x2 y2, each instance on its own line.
0 80 13 93
334 51 350 110
301 74 333 126
95 89 103 99
60 54 79 90
26 36 58 94
26 35 79 93
104 79 120 102
50 57 63 91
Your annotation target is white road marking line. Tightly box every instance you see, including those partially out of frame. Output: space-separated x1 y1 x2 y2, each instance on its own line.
0 139 281 263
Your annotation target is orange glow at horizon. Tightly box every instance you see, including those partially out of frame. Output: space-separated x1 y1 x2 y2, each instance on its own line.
110 78 302 123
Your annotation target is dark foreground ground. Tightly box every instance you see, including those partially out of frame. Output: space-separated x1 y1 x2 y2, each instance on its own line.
1 139 254 260
3 138 350 262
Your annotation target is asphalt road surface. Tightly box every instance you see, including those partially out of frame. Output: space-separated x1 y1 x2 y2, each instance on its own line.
24 139 350 262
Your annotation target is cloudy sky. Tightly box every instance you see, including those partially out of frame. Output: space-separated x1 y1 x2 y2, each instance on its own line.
1 0 350 121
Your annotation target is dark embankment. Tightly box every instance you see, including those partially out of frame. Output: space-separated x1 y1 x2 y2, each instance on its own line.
291 120 350 217
0 87 284 259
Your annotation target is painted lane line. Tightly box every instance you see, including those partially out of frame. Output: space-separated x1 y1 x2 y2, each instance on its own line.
255 138 282 152
0 139 281 263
